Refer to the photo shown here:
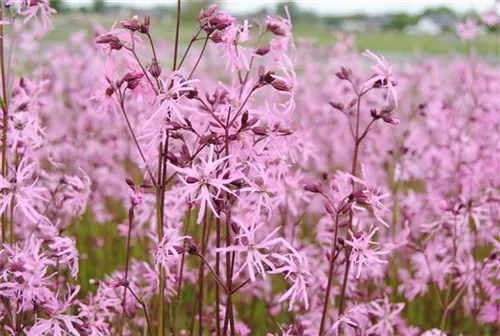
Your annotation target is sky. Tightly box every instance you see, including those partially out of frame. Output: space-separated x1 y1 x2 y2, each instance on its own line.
65 1 497 16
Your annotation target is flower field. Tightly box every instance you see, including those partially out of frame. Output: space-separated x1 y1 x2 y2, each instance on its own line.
0 2 499 335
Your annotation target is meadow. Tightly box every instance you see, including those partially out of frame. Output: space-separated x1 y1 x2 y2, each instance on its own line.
0 2 499 336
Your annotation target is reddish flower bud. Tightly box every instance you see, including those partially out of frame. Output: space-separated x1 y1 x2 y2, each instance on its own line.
95 34 119 44
121 19 140 32
324 200 335 214
255 44 271 56
186 238 199 255
127 78 141 90
252 126 269 136
186 176 198 184
381 114 400 125
329 101 344 112
210 31 224 43
125 177 134 187
349 98 357 108
271 80 292 92
148 60 162 78
303 183 324 194
166 152 179 165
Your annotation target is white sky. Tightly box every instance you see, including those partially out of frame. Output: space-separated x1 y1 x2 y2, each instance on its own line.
65 1 497 16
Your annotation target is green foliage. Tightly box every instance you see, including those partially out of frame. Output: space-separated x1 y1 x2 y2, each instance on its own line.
49 0 67 13
388 13 419 30
93 0 106 13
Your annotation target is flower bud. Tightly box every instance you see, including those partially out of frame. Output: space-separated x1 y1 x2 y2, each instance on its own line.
252 126 269 136
127 78 141 90
329 101 344 112
324 200 335 214
121 19 140 32
381 114 400 125
241 110 249 126
95 34 119 44
303 183 324 194
166 152 179 165
186 238 199 255
271 80 292 92
210 31 224 43
186 176 199 184
255 44 271 56
149 60 162 78
125 177 135 187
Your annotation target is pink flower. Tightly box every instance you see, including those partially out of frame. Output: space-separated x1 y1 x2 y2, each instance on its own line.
216 224 289 282
271 251 311 310
154 227 189 280
240 162 278 222
481 7 500 27
457 18 480 41
0 158 47 223
345 227 389 278
367 296 405 336
169 146 238 223
363 50 398 108
48 236 79 278
27 285 83 336
8 0 57 33
348 164 391 227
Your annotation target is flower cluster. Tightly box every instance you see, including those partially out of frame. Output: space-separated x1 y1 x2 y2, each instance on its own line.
0 3 498 336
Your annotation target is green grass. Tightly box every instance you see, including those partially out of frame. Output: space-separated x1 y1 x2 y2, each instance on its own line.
46 14 500 57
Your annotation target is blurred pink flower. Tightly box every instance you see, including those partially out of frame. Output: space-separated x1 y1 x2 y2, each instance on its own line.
367 296 405 336
457 18 480 41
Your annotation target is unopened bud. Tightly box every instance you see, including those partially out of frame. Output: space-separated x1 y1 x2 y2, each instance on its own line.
166 152 179 165
186 176 199 184
149 60 162 78
324 201 335 214
381 114 400 125
125 178 135 187
349 98 357 108
241 110 249 126
95 34 119 44
255 44 271 56
303 183 324 194
231 221 240 234
186 238 199 255
271 80 292 92
329 101 344 112
252 126 269 136
121 19 140 32
210 31 224 43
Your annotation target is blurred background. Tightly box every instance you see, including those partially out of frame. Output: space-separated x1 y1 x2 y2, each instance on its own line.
49 1 499 56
